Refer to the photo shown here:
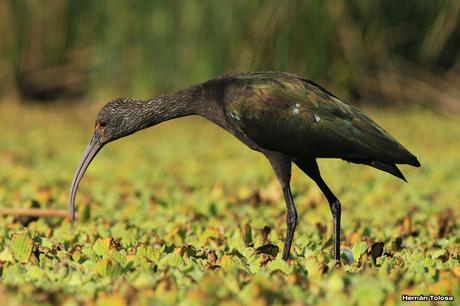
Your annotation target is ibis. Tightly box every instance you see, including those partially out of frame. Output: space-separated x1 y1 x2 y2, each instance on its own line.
69 72 420 262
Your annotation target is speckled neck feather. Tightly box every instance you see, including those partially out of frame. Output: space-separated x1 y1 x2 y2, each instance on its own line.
139 81 227 130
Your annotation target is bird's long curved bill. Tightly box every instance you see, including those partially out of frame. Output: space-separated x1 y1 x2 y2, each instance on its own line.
68 133 103 222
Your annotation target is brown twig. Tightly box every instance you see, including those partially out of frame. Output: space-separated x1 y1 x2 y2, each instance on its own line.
0 208 70 219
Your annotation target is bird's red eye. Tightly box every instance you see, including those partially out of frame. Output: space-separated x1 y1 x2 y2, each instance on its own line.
99 121 106 128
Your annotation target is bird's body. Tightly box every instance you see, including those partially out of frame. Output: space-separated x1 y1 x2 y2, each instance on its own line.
69 71 420 262
214 72 419 173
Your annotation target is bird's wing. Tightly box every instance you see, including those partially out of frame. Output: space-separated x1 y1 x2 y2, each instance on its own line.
222 74 419 166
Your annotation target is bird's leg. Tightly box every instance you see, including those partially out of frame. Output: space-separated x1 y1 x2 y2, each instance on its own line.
294 158 342 262
264 152 296 261
281 185 297 261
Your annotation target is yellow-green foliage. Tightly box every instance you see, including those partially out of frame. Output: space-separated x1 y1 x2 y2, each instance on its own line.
0 101 458 305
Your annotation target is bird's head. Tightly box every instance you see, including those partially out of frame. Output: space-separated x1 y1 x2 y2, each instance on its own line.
68 98 145 221
96 98 146 143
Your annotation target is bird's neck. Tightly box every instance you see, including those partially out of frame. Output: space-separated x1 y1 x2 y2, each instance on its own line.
141 81 223 128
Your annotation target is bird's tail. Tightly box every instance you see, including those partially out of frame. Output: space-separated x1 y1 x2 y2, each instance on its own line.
368 161 406 182
345 159 407 182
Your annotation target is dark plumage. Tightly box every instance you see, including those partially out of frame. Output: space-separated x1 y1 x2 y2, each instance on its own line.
69 71 420 262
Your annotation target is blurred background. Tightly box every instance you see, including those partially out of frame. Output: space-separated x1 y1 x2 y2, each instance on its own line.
0 0 459 111
0 2 459 304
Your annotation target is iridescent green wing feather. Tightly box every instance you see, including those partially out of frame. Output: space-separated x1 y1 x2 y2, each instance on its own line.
222 73 419 166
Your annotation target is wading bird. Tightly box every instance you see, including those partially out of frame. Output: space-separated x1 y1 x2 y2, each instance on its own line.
69 72 420 262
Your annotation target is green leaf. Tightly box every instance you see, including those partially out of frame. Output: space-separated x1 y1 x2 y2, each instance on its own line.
243 224 252 246
0 248 14 262
136 245 159 262
352 241 368 261
131 271 158 288
39 237 54 249
11 232 34 263
265 259 292 274
219 255 243 271
27 266 45 280
82 245 98 260
158 253 183 269
431 249 446 259
95 259 123 279
93 237 112 258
